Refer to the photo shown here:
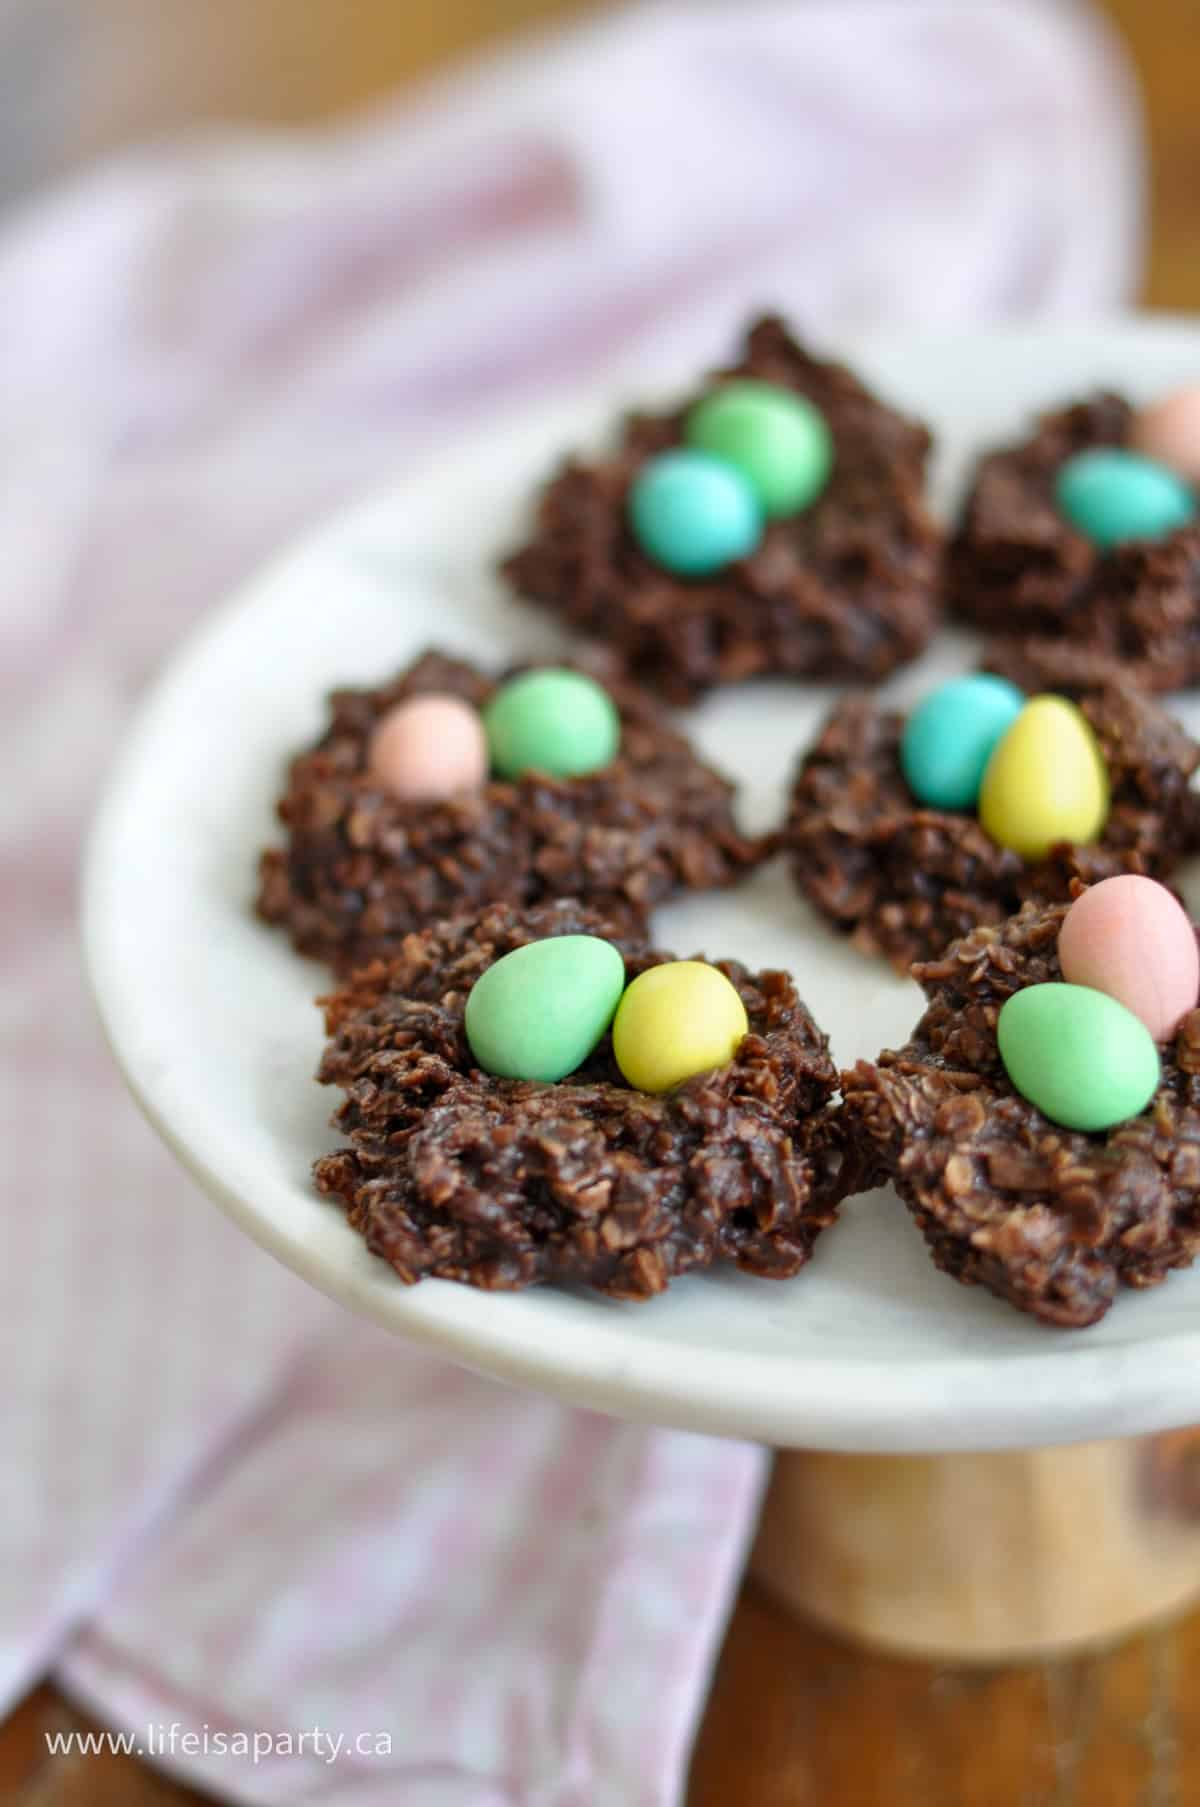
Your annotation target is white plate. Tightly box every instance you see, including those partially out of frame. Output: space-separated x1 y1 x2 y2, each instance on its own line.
83 318 1200 1454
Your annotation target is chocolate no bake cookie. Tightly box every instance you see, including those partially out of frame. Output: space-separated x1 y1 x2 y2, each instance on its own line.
314 899 854 1297
949 393 1200 688
503 315 941 702
781 640 1200 971
257 649 758 973
842 895 1200 1328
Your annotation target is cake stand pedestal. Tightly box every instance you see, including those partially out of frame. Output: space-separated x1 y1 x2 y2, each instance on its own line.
750 1432 1200 1662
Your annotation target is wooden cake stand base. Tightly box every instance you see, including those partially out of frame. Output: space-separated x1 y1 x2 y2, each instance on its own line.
750 1432 1200 1663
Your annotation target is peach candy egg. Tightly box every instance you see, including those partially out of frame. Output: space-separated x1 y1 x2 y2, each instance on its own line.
1057 874 1199 1043
368 693 489 802
1131 386 1200 486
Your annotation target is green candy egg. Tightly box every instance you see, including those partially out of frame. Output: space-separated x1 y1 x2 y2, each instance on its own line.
996 983 1160 1133
484 668 620 780
464 935 626 1083
900 673 1025 811
1055 446 1196 550
685 379 833 518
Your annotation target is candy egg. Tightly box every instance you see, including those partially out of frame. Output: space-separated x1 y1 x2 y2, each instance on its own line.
483 668 620 781
1055 446 1196 550
612 960 748 1094
368 693 488 801
1131 385 1200 485
1058 875 1199 1042
685 380 833 518
996 982 1160 1133
978 695 1108 861
899 674 1025 812
628 449 762 576
464 935 626 1083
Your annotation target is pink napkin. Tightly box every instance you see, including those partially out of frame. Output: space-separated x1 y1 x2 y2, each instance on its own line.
3 2 1138 1800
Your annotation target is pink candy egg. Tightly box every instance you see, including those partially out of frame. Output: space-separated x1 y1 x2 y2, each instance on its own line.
368 693 488 802
1058 875 1199 1043
1131 385 1200 485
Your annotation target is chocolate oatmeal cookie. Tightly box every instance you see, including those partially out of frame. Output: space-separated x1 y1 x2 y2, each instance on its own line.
782 640 1200 971
314 899 854 1297
257 649 759 973
949 392 1200 688
503 315 941 702
842 894 1200 1328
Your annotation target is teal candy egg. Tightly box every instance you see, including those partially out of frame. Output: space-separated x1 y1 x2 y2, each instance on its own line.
996 983 1160 1133
484 668 620 780
464 935 626 1083
899 674 1025 812
684 380 833 517
1055 446 1196 550
628 449 762 576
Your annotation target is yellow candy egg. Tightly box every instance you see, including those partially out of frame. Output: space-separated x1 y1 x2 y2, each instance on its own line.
612 960 749 1094
978 694 1109 861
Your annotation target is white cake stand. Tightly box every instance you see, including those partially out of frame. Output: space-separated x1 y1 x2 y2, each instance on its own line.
83 319 1200 1662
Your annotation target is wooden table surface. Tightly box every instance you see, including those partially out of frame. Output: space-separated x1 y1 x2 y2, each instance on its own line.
9 0 1200 1801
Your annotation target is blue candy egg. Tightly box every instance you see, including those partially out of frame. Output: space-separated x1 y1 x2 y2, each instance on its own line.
628 449 763 577
1055 446 1196 551
900 673 1026 812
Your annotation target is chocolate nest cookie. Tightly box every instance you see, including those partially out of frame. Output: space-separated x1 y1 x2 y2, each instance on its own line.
949 392 1200 689
782 639 1200 971
314 899 855 1297
502 315 941 702
258 649 758 973
842 894 1200 1328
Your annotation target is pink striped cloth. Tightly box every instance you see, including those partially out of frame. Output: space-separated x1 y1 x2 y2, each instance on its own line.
3 2 1138 1800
